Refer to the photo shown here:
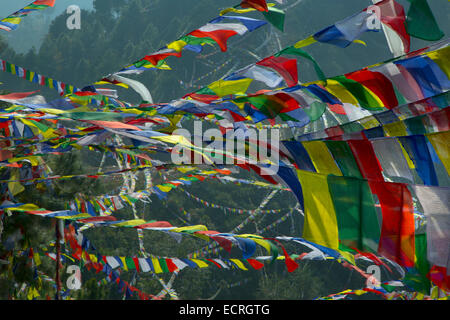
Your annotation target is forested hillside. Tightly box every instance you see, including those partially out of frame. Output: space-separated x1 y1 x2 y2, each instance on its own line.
0 0 449 301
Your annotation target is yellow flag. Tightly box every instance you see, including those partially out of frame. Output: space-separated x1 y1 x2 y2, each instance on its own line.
89 254 98 263
172 225 208 233
302 141 342 176
33 253 41 266
191 259 209 268
427 131 450 175
4 17 22 25
208 78 253 97
27 286 40 300
297 170 339 250
7 203 40 212
426 46 450 79
113 219 147 227
176 166 196 174
358 116 380 130
156 185 174 193
338 250 356 265
239 234 271 255
323 79 360 106
63 213 91 220
383 121 408 137
8 156 40 166
167 40 187 52
353 289 367 296
7 168 24 196
120 257 128 271
151 258 163 273
20 118 58 139
230 259 248 270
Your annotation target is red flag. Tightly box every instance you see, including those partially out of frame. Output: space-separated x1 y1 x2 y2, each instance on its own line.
0 91 39 101
371 181 415 267
368 0 410 53
345 69 399 109
185 93 220 103
135 221 173 228
241 0 268 12
352 247 393 273
256 56 298 87
348 139 384 181
247 258 265 270
189 29 238 52
427 265 450 292
34 0 56 7
132 257 140 273
142 51 182 66
165 258 179 272
264 237 299 272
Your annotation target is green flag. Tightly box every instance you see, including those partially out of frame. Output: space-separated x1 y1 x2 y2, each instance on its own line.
262 7 285 32
406 0 444 41
327 175 381 252
403 233 431 294
324 141 363 179
275 46 326 82
332 75 385 111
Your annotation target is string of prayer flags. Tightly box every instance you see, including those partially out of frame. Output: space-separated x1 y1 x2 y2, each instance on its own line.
295 95 449 142
157 42 449 129
0 58 79 95
0 0 55 32
219 1 286 31
182 189 288 214
97 7 268 84
293 0 411 53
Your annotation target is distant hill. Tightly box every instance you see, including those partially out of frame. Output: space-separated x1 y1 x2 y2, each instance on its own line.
0 0 448 103
2 0 94 54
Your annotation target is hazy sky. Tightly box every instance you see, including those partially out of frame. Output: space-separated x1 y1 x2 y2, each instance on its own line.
0 1 36 16
0 0 447 54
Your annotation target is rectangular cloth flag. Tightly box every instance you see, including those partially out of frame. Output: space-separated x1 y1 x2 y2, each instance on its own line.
293 0 411 54
301 141 343 176
398 135 439 186
188 23 249 52
311 11 378 48
296 170 340 250
327 175 381 253
370 0 410 57
412 185 450 271
297 170 381 255
426 131 450 176
369 181 415 267
371 138 415 183
405 0 444 41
